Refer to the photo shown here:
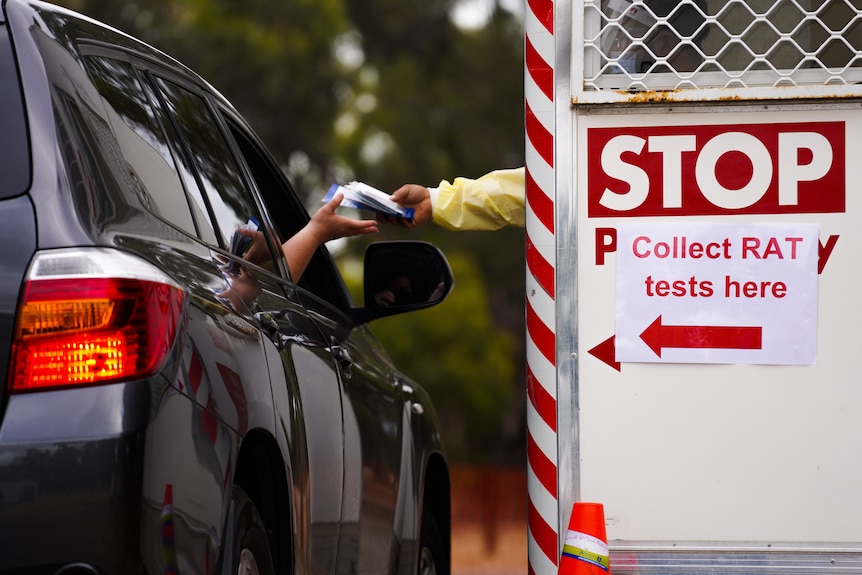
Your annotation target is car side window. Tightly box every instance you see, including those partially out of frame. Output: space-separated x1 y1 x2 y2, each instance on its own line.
81 55 197 234
153 76 277 270
223 116 352 310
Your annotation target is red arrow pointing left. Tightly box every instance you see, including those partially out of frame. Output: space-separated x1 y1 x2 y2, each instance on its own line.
640 315 763 358
587 335 620 372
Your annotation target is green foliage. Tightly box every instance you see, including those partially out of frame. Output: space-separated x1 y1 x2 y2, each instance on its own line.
335 3 524 191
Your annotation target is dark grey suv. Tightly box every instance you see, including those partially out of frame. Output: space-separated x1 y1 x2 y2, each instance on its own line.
0 1 453 574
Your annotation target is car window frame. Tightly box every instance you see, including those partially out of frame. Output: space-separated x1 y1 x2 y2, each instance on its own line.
79 44 225 245
57 41 225 251
0 22 31 200
74 44 206 239
202 101 295 284
213 105 355 315
146 72 257 248
119 55 296 294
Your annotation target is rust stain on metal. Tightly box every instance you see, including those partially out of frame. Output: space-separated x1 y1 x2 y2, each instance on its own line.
572 85 861 107
622 90 682 103
574 89 745 104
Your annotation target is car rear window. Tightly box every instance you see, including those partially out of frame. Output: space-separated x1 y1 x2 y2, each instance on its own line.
81 55 198 235
0 23 31 199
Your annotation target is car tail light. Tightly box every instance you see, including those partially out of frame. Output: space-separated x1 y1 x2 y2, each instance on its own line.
9 248 185 393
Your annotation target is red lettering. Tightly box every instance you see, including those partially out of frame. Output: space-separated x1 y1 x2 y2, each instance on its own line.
645 275 714 297
742 237 761 259
633 236 651 258
725 276 787 298
742 236 806 259
762 237 783 259
818 235 839 274
785 237 803 259
588 122 845 218
596 227 617 265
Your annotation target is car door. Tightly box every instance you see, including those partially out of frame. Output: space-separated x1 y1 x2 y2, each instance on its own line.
222 117 407 575
301 290 406 575
151 73 363 574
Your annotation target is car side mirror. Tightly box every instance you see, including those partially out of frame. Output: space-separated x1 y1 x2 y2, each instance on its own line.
349 241 454 325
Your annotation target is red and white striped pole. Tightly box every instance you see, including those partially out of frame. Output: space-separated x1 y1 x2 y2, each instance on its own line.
525 0 557 574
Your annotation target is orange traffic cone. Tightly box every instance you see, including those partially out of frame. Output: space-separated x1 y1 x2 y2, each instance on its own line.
559 502 611 574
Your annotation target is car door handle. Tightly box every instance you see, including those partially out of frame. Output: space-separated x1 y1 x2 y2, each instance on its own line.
331 344 353 379
254 311 280 338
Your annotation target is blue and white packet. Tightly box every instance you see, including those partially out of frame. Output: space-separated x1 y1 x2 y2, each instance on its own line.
324 182 415 221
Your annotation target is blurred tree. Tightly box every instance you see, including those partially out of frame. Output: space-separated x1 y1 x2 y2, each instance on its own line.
336 2 524 190
56 0 352 197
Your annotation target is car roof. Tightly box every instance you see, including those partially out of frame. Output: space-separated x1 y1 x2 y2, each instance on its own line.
8 0 235 107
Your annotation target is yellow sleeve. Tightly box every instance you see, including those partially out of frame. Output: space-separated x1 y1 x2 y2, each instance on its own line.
432 167 526 231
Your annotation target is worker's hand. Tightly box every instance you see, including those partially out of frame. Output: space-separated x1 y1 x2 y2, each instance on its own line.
378 184 432 229
308 192 379 243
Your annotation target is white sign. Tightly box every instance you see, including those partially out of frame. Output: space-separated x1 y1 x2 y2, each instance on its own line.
615 222 819 365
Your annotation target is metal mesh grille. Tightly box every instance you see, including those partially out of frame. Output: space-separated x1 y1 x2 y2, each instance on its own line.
583 0 862 92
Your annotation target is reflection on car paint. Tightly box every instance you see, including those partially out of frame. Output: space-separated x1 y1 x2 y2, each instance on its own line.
159 484 179 575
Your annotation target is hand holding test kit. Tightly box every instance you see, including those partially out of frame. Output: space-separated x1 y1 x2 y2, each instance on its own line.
324 181 415 221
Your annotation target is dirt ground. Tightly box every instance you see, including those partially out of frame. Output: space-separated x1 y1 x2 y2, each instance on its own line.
451 520 527 575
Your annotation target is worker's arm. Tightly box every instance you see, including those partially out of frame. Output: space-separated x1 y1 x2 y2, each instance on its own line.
432 167 525 230
386 167 525 231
